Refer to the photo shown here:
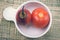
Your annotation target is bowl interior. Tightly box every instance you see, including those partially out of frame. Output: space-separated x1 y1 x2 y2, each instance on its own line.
16 1 51 38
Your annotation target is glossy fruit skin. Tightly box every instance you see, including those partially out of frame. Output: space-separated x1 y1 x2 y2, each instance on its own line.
16 9 31 25
32 8 50 28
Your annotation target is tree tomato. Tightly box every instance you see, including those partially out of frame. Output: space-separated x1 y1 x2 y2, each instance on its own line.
16 9 31 25
32 8 50 28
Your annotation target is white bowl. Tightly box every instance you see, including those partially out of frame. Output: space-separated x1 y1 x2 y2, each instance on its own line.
3 1 52 38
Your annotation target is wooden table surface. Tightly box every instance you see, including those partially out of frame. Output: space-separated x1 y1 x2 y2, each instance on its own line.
0 0 60 40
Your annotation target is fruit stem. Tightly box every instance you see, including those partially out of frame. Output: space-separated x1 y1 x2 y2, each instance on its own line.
22 6 25 17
